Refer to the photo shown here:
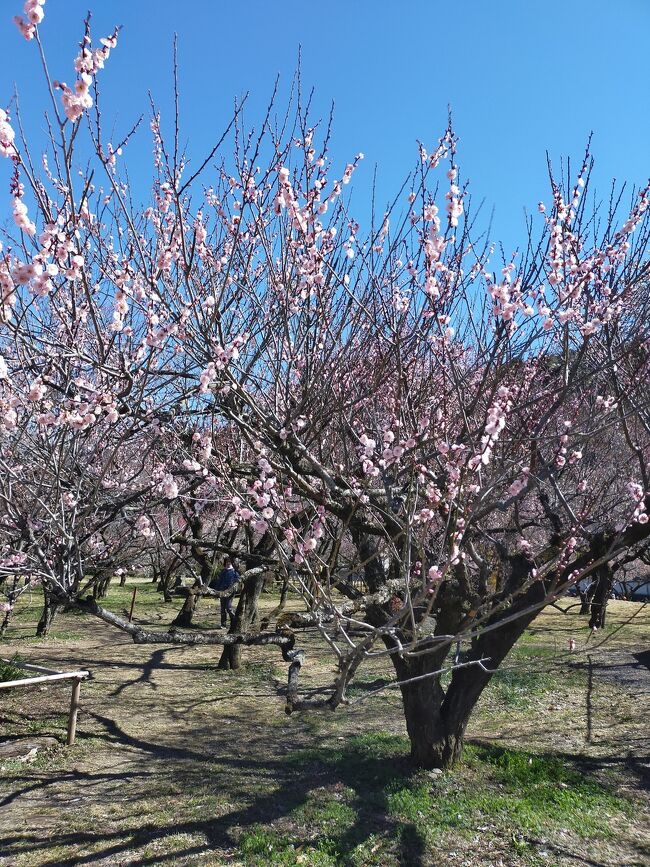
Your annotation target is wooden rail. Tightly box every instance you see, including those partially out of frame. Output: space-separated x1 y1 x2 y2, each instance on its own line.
0 659 89 746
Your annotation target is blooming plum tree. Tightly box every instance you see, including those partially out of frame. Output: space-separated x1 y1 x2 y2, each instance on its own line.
1 4 649 769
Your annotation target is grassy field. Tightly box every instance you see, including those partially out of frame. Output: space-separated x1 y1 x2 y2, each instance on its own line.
0 580 648 866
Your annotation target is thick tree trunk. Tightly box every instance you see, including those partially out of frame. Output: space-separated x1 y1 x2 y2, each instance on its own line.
588 566 612 629
171 582 201 628
406 715 465 769
398 660 458 768
395 660 484 769
392 575 547 769
36 589 61 637
217 571 265 670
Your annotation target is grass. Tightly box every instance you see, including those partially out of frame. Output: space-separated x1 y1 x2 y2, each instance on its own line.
0 656 28 682
0 586 648 866
487 665 565 708
234 732 634 866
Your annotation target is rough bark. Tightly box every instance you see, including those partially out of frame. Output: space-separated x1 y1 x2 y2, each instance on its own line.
217 569 265 670
382 553 548 769
171 580 202 628
36 588 61 637
588 565 613 629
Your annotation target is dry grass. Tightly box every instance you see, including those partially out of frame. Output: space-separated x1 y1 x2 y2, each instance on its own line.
0 582 648 866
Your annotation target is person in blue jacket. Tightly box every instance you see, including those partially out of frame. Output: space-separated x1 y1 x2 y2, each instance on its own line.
212 557 240 627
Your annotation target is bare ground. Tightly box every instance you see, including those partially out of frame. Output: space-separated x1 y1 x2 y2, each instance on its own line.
0 587 648 867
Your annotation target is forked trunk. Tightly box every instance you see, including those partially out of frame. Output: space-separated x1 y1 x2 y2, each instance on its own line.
400 670 461 768
393 574 547 769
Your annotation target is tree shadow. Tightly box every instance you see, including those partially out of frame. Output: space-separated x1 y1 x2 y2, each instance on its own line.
0 718 427 866
0 768 154 809
2 720 645 867
110 647 170 696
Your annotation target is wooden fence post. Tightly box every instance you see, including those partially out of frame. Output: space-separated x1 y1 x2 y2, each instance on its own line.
66 677 82 746
128 587 137 622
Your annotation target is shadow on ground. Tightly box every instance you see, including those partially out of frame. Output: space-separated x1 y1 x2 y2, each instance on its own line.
1 717 427 866
2 713 647 867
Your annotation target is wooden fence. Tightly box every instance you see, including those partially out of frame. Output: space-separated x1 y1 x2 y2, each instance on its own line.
0 659 89 746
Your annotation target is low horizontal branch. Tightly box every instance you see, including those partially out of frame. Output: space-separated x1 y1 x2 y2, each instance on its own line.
76 596 295 649
75 597 334 717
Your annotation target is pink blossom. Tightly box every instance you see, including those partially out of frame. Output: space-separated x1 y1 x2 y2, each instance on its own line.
135 515 152 537
508 478 526 497
12 198 36 235
0 109 16 158
2 409 17 430
27 379 46 401
60 82 93 122
158 475 179 499
24 0 45 25
628 481 644 503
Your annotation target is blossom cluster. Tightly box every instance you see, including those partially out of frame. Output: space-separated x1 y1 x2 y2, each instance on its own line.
13 0 45 40
0 109 16 159
56 30 119 122
357 428 419 478
628 481 649 525
469 386 513 470
273 154 363 310
198 335 248 392
12 195 36 236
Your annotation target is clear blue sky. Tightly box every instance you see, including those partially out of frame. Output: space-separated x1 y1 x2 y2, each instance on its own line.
2 0 649 253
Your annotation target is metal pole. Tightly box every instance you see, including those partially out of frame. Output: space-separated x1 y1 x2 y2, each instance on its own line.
66 677 82 746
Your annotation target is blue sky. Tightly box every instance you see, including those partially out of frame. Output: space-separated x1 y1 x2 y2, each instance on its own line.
2 0 649 252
